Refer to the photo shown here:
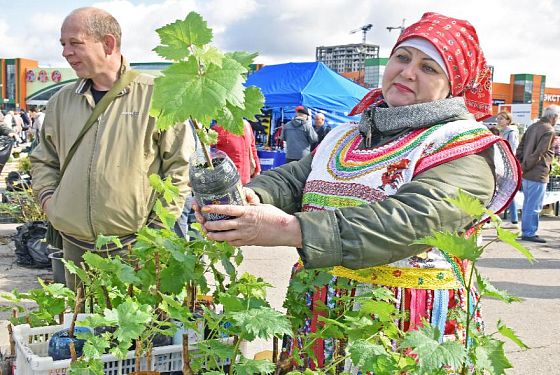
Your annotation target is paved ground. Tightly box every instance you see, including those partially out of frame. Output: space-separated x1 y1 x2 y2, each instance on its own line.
0 214 559 374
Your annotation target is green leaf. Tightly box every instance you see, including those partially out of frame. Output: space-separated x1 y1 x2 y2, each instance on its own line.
229 307 292 341
473 337 512 374
400 325 466 372
194 45 224 68
445 189 487 217
151 55 246 130
235 358 276 375
215 86 264 133
496 227 535 262
413 231 482 261
160 260 193 294
359 300 397 322
497 320 529 349
196 128 218 145
95 234 122 250
154 200 176 229
153 12 212 60
63 259 90 283
347 339 396 373
475 270 521 303
226 51 258 70
111 299 153 343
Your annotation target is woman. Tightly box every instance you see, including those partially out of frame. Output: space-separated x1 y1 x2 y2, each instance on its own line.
496 111 520 228
197 12 520 370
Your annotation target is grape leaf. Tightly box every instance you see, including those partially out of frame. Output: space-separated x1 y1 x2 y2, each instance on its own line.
474 337 512 374
151 55 246 130
193 45 224 68
413 231 482 261
475 269 521 303
497 320 529 349
227 51 258 70
215 86 265 133
235 358 276 375
95 234 122 250
400 325 466 372
153 12 212 60
496 226 535 262
445 189 487 217
230 307 292 341
347 339 396 373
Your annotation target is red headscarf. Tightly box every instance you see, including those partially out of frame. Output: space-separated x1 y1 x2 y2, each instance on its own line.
350 12 492 120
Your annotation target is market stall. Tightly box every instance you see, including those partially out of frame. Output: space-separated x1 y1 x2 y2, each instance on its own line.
245 62 369 169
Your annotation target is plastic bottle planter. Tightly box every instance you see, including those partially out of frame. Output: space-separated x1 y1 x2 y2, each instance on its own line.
47 326 91 360
190 150 246 221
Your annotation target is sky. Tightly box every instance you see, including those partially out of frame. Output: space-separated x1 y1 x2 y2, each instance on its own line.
1 0 559 86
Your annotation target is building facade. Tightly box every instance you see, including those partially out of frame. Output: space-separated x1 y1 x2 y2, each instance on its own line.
316 43 379 75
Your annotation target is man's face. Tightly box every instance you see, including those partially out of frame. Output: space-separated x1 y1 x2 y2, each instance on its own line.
60 15 108 79
314 116 325 127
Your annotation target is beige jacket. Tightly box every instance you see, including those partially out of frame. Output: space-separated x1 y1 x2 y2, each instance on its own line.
30 62 195 244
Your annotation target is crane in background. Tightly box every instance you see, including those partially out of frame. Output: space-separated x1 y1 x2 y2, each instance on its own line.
350 24 373 44
386 19 406 33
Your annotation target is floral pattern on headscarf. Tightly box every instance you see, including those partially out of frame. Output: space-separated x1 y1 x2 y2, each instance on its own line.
350 12 492 121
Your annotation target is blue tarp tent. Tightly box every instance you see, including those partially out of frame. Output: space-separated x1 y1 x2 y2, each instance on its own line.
245 62 369 128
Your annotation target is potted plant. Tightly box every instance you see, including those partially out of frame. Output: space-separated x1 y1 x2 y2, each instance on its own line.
148 12 264 216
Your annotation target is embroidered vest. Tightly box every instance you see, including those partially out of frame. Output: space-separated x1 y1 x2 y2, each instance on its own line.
303 120 520 289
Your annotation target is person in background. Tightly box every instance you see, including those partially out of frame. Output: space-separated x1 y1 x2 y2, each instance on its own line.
20 110 31 141
496 111 520 229
516 105 559 243
213 119 261 185
30 7 195 290
195 12 519 371
311 112 330 150
281 105 318 162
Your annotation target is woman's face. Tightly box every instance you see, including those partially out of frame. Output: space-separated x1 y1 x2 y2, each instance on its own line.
496 114 511 129
382 46 451 107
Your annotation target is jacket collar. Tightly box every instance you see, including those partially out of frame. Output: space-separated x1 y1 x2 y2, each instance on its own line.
75 56 131 96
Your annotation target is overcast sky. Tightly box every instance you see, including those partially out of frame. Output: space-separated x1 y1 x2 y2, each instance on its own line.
2 0 559 86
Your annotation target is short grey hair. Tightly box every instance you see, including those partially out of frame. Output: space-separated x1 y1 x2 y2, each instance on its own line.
68 7 122 48
542 105 560 122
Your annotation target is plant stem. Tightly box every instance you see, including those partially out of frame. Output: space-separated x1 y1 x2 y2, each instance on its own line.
190 117 214 170
7 323 15 356
135 339 142 372
182 333 194 375
229 335 241 375
69 287 83 338
69 341 77 362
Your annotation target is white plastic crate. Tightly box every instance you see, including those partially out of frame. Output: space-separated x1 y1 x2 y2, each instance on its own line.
13 323 184 375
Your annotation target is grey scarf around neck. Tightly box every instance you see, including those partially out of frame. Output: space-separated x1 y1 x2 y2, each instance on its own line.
358 97 470 147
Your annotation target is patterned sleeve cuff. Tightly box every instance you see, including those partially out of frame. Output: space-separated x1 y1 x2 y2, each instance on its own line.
38 189 55 210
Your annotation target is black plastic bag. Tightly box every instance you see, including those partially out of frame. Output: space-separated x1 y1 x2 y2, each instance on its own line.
14 220 51 268
6 171 32 192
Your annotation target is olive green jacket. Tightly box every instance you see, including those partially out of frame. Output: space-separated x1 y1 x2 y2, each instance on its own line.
248 147 495 270
30 61 195 243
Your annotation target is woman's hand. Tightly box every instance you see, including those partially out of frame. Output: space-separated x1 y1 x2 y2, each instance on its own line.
194 195 302 248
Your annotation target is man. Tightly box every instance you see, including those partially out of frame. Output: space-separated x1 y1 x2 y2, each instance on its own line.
516 105 559 243
281 106 318 163
30 7 195 289
311 112 330 150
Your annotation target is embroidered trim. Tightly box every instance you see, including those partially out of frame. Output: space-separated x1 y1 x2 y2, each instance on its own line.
330 265 462 290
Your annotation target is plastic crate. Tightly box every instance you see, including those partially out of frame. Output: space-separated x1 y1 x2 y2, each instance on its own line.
13 323 184 375
547 176 560 191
